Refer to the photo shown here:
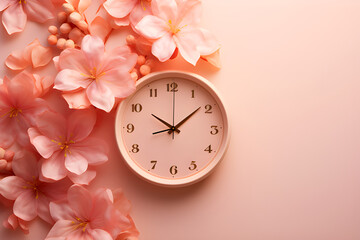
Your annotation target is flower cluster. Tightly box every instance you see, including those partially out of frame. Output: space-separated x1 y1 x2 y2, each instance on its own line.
0 0 220 238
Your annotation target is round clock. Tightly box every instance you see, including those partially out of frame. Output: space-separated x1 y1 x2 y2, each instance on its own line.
115 71 230 187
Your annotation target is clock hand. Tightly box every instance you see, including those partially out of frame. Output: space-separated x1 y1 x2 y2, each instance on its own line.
152 129 171 135
151 114 180 133
168 107 201 134
172 84 175 139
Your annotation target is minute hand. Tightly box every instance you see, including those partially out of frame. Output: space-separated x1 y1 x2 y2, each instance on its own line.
168 107 201 134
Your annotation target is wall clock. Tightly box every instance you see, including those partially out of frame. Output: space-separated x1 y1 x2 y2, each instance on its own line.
115 71 230 187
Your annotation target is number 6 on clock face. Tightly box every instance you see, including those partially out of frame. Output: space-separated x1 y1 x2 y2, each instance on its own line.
115 71 230 187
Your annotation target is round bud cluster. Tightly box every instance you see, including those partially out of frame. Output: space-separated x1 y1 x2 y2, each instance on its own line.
126 35 155 81
0 147 14 177
47 3 88 50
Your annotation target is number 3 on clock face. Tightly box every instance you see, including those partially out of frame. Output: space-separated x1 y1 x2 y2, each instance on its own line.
115 71 230 187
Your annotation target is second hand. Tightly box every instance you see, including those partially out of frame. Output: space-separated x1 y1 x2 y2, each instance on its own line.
172 82 175 140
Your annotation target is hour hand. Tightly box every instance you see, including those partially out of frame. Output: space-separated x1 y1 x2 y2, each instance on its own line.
151 114 180 133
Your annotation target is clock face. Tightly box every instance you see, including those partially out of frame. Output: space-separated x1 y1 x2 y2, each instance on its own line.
115 72 229 187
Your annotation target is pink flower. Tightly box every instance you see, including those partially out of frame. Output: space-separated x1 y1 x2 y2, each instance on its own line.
0 0 54 35
5 39 53 71
54 35 137 112
46 185 132 240
103 0 152 29
0 151 70 223
28 109 108 184
0 72 48 147
135 0 219 65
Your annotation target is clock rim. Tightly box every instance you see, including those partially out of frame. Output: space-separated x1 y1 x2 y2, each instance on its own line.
115 71 230 187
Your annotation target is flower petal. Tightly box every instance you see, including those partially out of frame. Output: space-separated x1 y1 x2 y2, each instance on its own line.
49 201 75 222
5 49 29 70
67 109 96 142
37 195 53 224
31 45 53 68
151 0 178 22
28 128 58 159
71 137 108 166
81 35 104 69
88 229 113 240
129 0 151 28
45 220 76 239
103 0 137 18
152 33 176 62
12 150 39 180
64 150 89 175
0 0 12 11
62 89 91 110
24 0 54 23
54 69 92 91
35 111 67 141
67 169 96 185
41 152 67 181
177 0 202 26
78 0 91 13
173 27 202 65
58 48 88 72
101 46 137 73
135 15 168 39
101 69 135 98
13 190 37 221
67 185 92 220
0 176 26 200
86 82 115 112
89 16 112 42
2 4 27 35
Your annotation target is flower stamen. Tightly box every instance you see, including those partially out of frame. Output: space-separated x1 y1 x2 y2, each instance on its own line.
1 108 22 118
167 20 186 34
81 67 106 82
73 217 89 232
51 138 75 157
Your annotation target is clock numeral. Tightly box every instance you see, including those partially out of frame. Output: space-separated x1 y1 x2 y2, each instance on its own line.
167 82 178 92
210 125 219 135
132 104 142 113
126 123 134 133
150 89 157 97
205 104 213 114
189 161 197 171
131 144 139 153
204 145 213 153
170 165 178 175
191 90 195 98
150 160 157 170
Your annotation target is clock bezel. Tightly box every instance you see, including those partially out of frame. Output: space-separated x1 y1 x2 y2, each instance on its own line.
115 71 230 187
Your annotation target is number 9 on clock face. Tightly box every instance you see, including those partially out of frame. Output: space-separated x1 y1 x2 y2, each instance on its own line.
115 71 230 187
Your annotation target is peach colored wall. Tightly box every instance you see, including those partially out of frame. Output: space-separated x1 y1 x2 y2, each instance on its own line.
1 0 360 239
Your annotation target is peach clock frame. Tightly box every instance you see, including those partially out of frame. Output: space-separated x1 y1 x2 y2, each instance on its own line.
115 71 230 187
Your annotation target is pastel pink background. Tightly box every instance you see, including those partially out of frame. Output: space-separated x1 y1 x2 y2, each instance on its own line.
1 0 360 239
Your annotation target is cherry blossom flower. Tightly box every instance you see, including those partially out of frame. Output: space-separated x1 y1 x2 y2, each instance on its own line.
54 35 137 112
135 0 219 65
103 0 152 29
0 72 48 147
28 109 108 184
46 185 132 240
0 151 70 223
5 39 53 71
0 0 54 35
